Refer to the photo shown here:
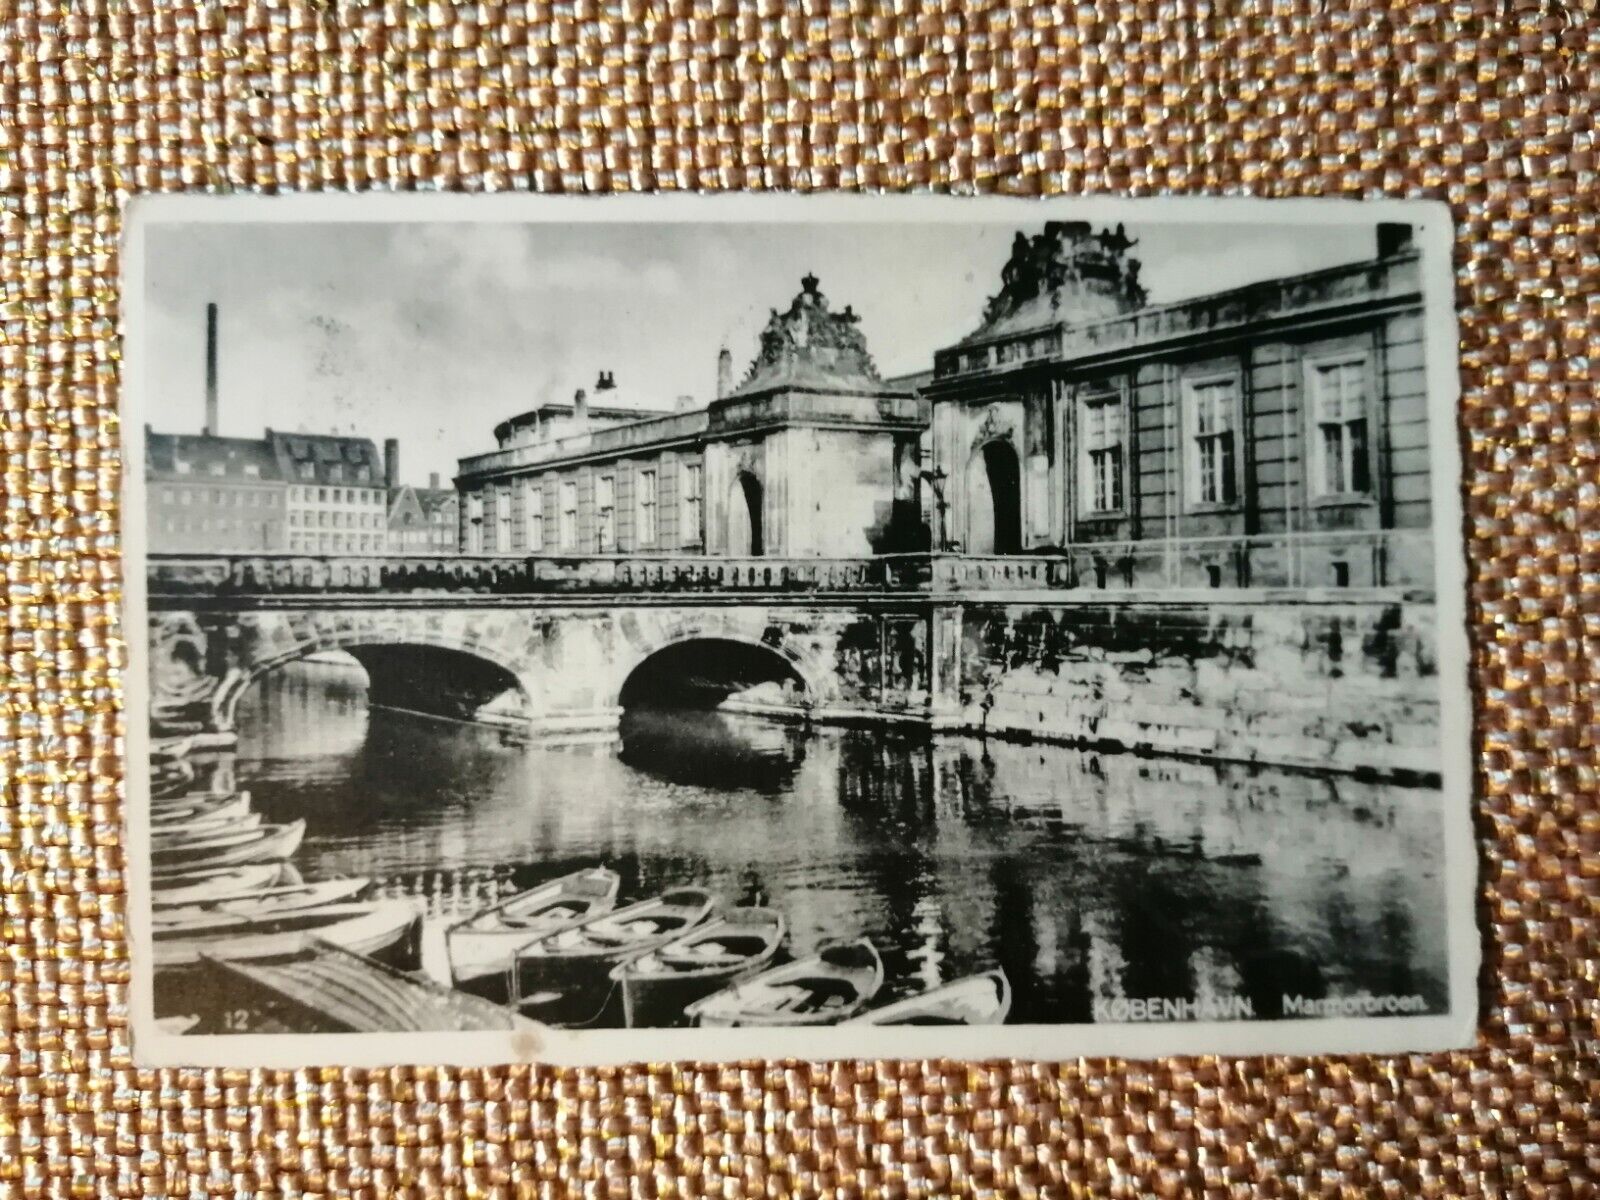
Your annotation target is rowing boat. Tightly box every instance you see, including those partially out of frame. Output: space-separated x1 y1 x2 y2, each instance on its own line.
512 887 717 1025
445 866 620 998
686 938 884 1027
153 877 370 926
150 735 196 762
843 969 1012 1025
149 791 253 827
154 899 423 970
150 819 306 873
152 809 263 840
612 906 786 1028
150 862 285 903
203 940 539 1034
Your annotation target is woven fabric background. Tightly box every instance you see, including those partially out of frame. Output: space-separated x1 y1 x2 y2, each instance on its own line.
1 0 1596 1196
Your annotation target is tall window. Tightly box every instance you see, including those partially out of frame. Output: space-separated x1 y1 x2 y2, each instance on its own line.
1186 376 1238 506
595 474 616 552
681 462 703 547
1079 390 1124 513
559 480 578 550
636 469 658 547
496 485 512 552
524 482 545 552
1311 357 1370 496
466 492 483 553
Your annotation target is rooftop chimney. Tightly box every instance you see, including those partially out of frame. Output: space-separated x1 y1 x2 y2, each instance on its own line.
429 471 440 489
595 370 616 391
1377 222 1414 258
384 438 399 491
716 347 733 399
573 387 589 420
203 302 219 436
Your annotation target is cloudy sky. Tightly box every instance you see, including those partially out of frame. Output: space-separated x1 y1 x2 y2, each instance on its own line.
143 218 1376 486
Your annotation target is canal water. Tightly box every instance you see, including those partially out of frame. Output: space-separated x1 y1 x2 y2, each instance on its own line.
214 659 1449 1025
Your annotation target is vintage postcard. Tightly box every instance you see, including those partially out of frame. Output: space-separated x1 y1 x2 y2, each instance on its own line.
120 194 1476 1067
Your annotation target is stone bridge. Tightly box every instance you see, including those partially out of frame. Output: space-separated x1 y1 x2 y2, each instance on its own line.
144 542 1440 780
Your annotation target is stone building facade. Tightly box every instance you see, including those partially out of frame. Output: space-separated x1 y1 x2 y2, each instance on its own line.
144 429 288 553
387 477 461 553
923 221 1431 589
269 431 392 555
454 276 929 560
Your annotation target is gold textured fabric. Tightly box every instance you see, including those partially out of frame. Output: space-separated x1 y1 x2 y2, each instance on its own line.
2 1 1596 1195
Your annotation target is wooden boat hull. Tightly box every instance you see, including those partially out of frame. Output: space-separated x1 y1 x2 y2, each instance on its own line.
149 792 252 827
203 941 538 1035
844 969 1012 1026
154 900 423 970
445 867 621 999
151 819 306 874
150 735 196 762
150 862 284 904
153 877 370 926
152 810 262 840
512 888 717 1026
614 908 786 1029
687 939 884 1028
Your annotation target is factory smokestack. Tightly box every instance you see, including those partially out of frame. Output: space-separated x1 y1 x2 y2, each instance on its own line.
716 347 733 399
204 302 219 436
384 438 399 491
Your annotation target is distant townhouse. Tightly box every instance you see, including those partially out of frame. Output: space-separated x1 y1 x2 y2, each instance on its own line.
269 431 392 555
144 428 287 552
388 473 461 553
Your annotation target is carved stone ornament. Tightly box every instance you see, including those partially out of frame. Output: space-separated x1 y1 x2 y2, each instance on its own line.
971 221 1150 340
730 274 891 398
972 406 1013 448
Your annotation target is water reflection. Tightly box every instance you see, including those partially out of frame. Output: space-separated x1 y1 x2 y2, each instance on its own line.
220 661 1449 1022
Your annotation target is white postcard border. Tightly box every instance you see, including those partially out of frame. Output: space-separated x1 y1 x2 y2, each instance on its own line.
119 192 1480 1069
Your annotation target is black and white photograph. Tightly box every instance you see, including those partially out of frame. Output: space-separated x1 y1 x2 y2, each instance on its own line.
121 196 1475 1067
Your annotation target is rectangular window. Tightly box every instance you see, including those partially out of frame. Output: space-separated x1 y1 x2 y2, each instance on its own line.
681 462 703 547
1186 377 1238 506
496 485 512 553
318 486 327 502
1079 390 1124 514
1311 357 1371 496
466 492 484 553
595 474 615 552
636 469 658 546
524 483 545 552
559 480 578 550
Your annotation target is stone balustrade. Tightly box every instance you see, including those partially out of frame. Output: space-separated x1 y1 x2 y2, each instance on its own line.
147 530 1432 599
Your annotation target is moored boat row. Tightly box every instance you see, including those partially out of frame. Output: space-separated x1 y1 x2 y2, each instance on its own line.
443 864 1012 1029
149 742 423 1024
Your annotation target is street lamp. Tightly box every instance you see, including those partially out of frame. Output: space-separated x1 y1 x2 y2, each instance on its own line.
916 467 957 553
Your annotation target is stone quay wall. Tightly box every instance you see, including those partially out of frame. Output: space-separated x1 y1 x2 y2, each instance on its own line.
948 596 1439 781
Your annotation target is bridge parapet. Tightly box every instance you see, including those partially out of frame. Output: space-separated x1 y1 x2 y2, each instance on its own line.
145 530 1432 600
146 552 931 597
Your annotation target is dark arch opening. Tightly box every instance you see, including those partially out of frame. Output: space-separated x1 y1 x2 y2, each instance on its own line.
982 440 1022 555
236 643 528 734
618 639 808 792
619 639 804 711
733 472 765 556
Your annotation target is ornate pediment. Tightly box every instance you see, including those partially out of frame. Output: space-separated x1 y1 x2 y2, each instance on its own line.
971 222 1148 340
730 275 889 398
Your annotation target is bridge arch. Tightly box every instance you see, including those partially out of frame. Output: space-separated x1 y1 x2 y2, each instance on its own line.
612 629 822 713
220 630 535 732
